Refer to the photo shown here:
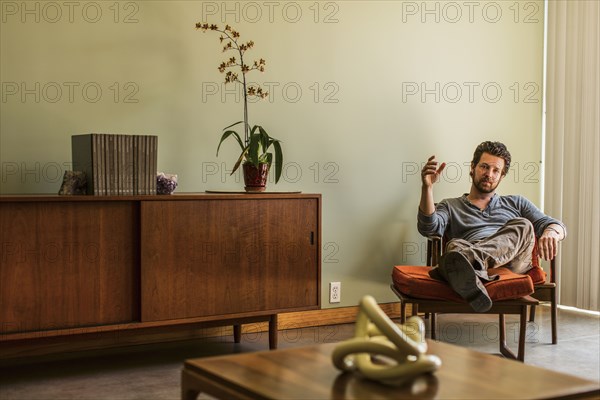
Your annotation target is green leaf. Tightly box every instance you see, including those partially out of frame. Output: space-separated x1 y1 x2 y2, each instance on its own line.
250 125 261 135
231 146 249 175
223 120 244 131
272 140 283 183
263 152 273 166
216 130 244 156
257 126 270 156
247 134 260 166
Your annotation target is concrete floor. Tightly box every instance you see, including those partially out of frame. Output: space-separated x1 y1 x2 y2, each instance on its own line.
0 305 598 400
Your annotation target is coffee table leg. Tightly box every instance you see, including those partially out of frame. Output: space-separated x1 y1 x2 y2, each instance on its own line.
182 368 254 400
181 369 201 400
269 314 278 350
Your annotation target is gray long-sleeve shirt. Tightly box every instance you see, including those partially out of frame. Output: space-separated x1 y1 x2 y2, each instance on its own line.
418 194 566 241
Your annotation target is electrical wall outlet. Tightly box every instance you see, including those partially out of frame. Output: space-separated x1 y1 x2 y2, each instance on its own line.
329 282 341 303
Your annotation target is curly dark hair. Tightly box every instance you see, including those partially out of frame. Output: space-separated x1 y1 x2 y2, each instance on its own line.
471 141 511 176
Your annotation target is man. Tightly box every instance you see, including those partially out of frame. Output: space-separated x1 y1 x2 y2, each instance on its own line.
418 141 566 312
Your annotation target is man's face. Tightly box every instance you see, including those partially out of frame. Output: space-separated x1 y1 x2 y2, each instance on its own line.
471 152 505 194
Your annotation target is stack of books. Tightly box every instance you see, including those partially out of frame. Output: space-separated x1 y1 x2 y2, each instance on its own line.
71 133 158 195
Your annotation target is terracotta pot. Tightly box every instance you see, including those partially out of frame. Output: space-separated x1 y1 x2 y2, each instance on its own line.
243 163 270 192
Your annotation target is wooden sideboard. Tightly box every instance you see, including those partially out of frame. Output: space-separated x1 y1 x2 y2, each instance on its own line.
0 193 321 359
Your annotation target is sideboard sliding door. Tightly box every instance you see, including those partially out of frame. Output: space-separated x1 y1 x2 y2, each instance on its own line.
140 198 319 322
0 201 139 334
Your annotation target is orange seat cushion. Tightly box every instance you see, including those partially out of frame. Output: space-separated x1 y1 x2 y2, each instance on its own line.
392 265 534 302
526 266 546 285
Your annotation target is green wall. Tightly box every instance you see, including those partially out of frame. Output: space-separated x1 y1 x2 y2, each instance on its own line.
0 0 545 307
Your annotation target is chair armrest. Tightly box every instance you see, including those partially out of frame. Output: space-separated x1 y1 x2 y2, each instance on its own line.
426 236 443 267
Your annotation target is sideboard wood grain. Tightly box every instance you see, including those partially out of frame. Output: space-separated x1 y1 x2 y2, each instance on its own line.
0 201 139 333
141 198 319 321
0 193 321 356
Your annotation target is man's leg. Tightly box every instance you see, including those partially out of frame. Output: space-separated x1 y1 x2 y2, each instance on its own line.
448 218 535 274
431 218 535 312
441 251 493 312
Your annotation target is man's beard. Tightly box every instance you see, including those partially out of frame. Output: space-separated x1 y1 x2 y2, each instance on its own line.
473 176 499 193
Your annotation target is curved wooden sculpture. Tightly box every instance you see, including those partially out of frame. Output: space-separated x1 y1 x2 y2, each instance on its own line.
332 295 441 386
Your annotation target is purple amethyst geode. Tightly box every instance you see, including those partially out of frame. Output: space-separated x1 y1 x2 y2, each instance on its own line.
157 172 178 195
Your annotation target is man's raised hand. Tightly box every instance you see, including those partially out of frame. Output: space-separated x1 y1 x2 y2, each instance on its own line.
421 155 446 188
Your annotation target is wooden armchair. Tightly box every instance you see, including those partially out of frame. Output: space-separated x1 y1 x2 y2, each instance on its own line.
426 236 558 344
391 235 555 362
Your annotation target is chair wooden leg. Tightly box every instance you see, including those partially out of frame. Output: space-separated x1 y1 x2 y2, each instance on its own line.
551 291 558 345
529 305 536 322
498 313 524 362
412 304 419 317
498 308 527 362
430 313 437 340
400 302 407 324
518 306 527 361
499 314 509 358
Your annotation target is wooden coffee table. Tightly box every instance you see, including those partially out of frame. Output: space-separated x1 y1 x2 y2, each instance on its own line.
181 340 600 399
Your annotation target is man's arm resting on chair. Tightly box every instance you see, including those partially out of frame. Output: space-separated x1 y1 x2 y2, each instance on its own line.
538 224 565 261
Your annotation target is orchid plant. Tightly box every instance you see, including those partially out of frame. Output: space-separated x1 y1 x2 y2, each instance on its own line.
196 23 283 183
